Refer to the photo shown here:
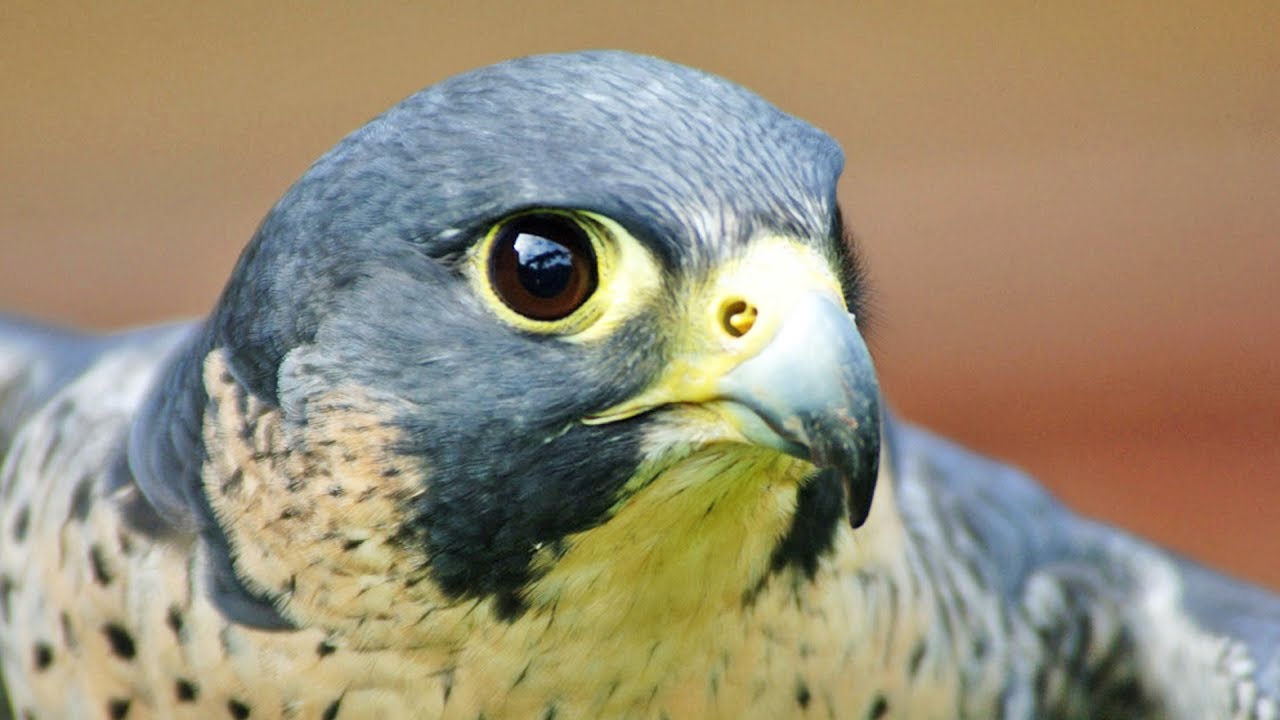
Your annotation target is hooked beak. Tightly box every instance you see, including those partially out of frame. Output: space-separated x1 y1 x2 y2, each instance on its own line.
717 293 880 527
584 239 882 528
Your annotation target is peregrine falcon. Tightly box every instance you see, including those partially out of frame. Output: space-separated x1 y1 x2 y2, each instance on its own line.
1 51 1277 719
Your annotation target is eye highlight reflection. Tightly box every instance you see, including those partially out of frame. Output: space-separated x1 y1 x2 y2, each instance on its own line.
489 213 598 321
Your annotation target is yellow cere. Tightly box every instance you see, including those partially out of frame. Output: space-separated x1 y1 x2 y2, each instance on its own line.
585 235 847 425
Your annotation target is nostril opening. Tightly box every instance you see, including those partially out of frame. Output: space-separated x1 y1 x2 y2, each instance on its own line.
720 298 758 338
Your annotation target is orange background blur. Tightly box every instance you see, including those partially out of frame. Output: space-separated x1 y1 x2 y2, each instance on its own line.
2 3 1277 588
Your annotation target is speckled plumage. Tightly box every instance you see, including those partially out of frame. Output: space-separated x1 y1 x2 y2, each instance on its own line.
2 51 1278 719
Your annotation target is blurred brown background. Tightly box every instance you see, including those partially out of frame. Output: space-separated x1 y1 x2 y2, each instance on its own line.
2 2 1277 587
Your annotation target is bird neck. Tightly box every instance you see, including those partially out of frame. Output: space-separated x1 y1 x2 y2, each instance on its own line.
524 445 815 624
520 440 914 622
446 446 940 717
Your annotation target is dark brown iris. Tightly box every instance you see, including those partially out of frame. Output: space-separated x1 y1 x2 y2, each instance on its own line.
489 214 598 321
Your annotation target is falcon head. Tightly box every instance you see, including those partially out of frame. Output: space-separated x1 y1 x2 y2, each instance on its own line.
127 51 881 643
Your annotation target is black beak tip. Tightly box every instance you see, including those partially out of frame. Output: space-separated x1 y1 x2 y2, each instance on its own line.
842 418 880 529
803 411 881 530
845 451 879 529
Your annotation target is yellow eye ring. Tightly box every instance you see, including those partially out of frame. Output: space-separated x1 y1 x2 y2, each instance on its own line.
472 210 614 334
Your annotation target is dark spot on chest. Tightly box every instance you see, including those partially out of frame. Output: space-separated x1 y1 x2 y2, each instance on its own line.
510 661 533 688
175 678 199 702
117 531 134 556
908 640 927 678
0 574 12 622
102 623 137 660
866 694 889 719
89 544 114 586
440 667 456 704
107 698 131 719
220 468 244 497
166 606 185 638
972 633 989 660
317 639 338 657
322 696 343 720
59 612 77 649
68 474 94 522
32 642 53 670
795 678 811 709
11 505 29 542
227 698 252 718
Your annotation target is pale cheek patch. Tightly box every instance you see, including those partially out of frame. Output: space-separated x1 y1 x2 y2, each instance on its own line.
200 349 477 650
467 425 829 715
525 431 810 636
636 404 746 461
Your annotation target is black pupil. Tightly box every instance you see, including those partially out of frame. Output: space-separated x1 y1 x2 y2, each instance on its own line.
513 232 574 298
489 214 597 321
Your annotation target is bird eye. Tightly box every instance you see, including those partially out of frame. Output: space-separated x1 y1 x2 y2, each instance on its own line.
488 213 598 321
